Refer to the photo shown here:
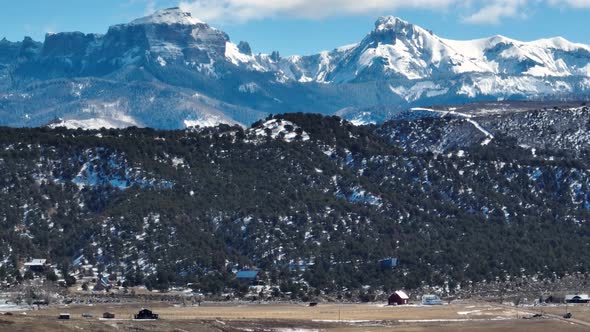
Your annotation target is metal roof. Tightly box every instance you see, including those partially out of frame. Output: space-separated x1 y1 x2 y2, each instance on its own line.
236 270 259 279
566 294 590 300
394 290 409 299
24 259 47 266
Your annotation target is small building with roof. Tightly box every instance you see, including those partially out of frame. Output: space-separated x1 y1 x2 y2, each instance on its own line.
566 294 590 303
134 308 158 320
379 258 398 270
24 259 48 273
388 290 409 305
236 270 260 282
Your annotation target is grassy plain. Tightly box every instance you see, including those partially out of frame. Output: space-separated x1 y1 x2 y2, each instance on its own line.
1 302 588 332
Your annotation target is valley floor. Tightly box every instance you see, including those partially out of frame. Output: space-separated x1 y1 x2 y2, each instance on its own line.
1 302 589 332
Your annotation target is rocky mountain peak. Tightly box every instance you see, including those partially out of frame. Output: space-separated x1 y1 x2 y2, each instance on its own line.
129 7 204 26
375 16 411 31
374 16 430 37
237 41 252 56
369 16 435 46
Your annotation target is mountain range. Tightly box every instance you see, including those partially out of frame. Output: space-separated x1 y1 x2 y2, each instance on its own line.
1 7 590 129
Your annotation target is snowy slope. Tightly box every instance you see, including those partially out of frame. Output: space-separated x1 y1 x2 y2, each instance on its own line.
443 36 590 78
130 7 204 26
48 118 139 130
107 7 229 68
2 8 590 130
239 16 590 85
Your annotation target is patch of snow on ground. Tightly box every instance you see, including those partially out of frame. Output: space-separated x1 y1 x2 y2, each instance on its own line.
48 101 142 130
156 56 167 66
411 107 495 145
238 82 261 94
171 157 186 168
349 112 377 126
184 116 226 128
49 117 139 130
252 119 310 142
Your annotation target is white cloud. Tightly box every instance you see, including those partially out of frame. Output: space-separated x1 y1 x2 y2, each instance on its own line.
548 0 590 7
177 0 590 25
178 0 458 23
463 0 528 24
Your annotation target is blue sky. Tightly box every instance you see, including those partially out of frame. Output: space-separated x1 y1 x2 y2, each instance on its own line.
1 0 590 56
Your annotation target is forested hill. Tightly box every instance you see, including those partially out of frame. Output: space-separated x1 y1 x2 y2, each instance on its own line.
0 110 589 295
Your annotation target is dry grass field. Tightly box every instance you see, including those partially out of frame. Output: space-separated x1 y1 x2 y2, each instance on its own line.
1 302 589 332
19 302 529 321
537 303 590 323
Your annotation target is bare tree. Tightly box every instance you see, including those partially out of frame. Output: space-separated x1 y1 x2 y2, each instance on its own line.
10 281 61 307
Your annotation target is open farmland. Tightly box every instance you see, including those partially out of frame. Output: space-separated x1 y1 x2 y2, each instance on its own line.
19 302 529 321
1 302 589 332
537 304 590 324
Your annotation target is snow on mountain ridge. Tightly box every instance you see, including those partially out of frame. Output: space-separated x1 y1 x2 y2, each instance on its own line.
130 7 204 26
109 7 230 67
323 15 495 81
443 35 590 78
3 8 590 130
225 41 267 72
233 15 590 84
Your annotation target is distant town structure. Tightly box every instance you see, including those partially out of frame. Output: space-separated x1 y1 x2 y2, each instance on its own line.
565 294 590 303
388 290 409 305
288 260 314 272
58 313 70 320
422 294 443 305
134 309 159 320
236 270 260 282
379 258 398 269
93 276 111 292
24 259 49 273
544 295 563 303
103 312 115 319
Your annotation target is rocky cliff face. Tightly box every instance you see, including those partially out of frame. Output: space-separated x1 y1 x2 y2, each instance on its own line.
11 8 230 80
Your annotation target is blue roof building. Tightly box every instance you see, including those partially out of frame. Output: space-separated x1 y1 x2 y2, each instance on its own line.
72 255 85 267
236 270 259 280
379 257 399 269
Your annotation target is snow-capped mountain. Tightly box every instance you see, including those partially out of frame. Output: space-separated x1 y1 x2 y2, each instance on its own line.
17 7 229 78
263 17 590 84
252 16 590 108
0 8 589 129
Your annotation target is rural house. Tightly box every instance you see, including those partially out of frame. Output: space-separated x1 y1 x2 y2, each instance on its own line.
379 258 398 269
135 309 159 320
565 294 590 303
388 290 410 305
236 270 260 283
24 259 48 273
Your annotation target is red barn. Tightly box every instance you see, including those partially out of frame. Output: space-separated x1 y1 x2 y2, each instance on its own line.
388 290 410 305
